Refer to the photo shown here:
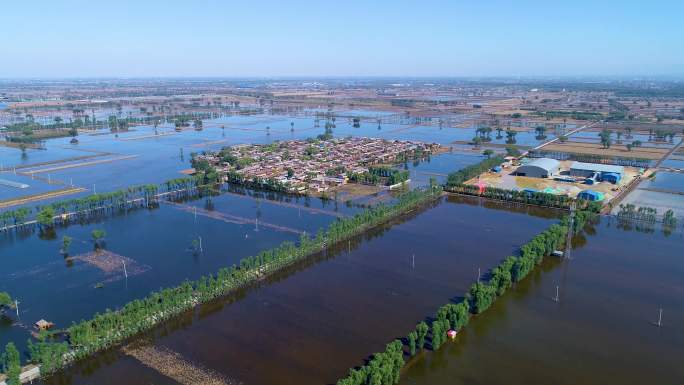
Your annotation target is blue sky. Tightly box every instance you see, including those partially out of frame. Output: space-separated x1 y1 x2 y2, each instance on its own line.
1 0 682 78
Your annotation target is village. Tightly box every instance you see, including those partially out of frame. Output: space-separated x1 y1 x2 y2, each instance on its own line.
194 137 443 194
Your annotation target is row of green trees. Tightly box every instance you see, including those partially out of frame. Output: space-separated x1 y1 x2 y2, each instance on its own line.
1 177 204 231
0 208 31 228
17 187 442 375
225 171 290 193
618 204 679 228
445 156 504 186
336 341 404 385
335 211 591 385
347 168 410 186
448 183 586 210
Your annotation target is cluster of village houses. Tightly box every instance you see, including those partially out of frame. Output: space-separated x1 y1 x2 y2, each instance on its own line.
199 137 440 193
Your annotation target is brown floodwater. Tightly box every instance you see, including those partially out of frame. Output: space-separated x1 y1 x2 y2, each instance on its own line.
40 196 561 385
400 217 684 385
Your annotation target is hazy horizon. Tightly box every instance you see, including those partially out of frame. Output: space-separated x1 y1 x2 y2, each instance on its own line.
2 0 683 78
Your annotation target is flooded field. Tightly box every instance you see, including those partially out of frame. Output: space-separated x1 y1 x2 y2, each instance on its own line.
0 111 558 206
400 217 684 385
0 188 353 352
640 171 684 192
1 110 499 355
38 196 561 385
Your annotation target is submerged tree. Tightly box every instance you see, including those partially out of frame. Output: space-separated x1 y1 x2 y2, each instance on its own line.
416 321 429 350
91 229 106 249
663 209 677 228
0 292 14 310
599 128 613 149
36 206 56 228
407 330 417 356
505 129 517 144
61 236 73 256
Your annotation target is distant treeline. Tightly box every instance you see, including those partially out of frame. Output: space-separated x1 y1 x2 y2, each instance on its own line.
533 110 603 121
335 210 596 385
528 150 653 168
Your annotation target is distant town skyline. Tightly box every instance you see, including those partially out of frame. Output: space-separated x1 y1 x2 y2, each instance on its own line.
2 0 683 78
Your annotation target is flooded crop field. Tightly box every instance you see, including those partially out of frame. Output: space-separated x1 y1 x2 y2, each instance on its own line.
37 196 562 385
0 187 355 352
399 217 684 385
1 110 679 385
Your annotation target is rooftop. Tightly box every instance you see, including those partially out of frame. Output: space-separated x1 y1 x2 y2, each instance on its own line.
570 162 625 175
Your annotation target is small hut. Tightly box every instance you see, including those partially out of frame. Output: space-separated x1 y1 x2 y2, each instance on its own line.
35 319 54 330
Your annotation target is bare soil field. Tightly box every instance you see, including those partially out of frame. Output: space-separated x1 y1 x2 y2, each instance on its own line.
123 344 237 385
332 183 383 198
71 250 150 283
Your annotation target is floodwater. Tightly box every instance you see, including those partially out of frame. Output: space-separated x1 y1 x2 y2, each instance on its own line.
640 171 684 192
0 111 557 205
1 110 496 352
39 196 561 385
661 158 684 169
400 217 684 385
0 187 352 352
616 170 684 218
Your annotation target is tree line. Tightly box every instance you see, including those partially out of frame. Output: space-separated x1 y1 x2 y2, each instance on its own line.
334 211 594 385
445 156 504 186
448 183 601 212
7 186 442 376
0 177 205 231
347 167 410 186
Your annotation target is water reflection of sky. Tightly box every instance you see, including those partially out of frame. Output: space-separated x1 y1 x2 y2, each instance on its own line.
639 171 684 192
1 113 557 204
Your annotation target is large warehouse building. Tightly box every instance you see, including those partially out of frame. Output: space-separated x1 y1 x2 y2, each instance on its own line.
569 162 625 183
516 158 560 178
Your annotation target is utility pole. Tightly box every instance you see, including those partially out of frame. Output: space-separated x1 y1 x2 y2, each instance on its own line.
565 201 576 259
477 267 481 283
656 308 663 327
553 285 560 302
122 261 128 279
198 236 203 253
412 254 415 269
14 300 19 318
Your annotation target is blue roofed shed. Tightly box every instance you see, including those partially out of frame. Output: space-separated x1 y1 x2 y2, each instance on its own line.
570 162 624 180
578 189 605 201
